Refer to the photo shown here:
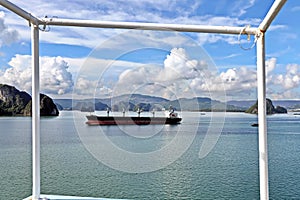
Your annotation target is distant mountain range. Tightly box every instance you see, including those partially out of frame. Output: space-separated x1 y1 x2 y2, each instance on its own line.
228 100 300 110
3 82 299 115
54 96 300 112
52 94 264 112
54 94 300 112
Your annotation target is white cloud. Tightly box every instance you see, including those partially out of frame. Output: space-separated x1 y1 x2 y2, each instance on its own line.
73 76 123 99
265 59 300 99
230 0 256 17
0 54 74 95
70 56 150 98
3 50 299 101
2 0 264 48
266 57 276 74
110 48 204 99
0 11 19 47
269 90 300 100
291 6 300 12
1 1 296 100
73 77 102 98
268 24 287 31
273 64 300 90
214 66 257 99
110 47 258 100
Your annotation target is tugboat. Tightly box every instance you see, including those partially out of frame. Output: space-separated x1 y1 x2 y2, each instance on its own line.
86 107 182 126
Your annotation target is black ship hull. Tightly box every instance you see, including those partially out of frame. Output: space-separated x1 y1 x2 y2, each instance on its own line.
86 115 182 125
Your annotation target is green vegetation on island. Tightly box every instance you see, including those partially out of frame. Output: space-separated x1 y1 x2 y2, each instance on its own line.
0 84 59 116
245 98 287 114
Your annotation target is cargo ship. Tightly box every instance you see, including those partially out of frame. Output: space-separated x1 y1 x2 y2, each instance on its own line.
86 108 182 126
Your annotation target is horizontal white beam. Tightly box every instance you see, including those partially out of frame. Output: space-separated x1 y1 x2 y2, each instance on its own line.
0 0 40 24
0 0 260 36
259 0 287 32
0 0 257 35
42 18 257 35
0 0 287 35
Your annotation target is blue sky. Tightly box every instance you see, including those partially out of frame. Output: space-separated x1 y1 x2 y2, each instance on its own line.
0 0 299 101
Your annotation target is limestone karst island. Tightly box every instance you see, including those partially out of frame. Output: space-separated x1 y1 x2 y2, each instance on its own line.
0 84 59 116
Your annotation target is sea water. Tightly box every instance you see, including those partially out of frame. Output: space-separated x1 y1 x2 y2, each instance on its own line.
0 111 300 199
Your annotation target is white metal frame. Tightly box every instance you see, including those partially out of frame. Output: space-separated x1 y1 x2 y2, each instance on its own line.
0 0 287 199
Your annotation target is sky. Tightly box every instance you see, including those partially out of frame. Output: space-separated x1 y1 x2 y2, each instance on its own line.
0 0 299 101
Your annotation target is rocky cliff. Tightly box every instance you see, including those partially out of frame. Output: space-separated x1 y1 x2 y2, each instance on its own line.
0 84 59 116
0 84 31 115
23 94 59 116
245 98 287 115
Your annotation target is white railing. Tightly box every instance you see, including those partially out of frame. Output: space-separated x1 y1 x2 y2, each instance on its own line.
0 0 287 199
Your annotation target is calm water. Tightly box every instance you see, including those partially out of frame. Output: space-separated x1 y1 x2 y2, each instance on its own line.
1 111 300 199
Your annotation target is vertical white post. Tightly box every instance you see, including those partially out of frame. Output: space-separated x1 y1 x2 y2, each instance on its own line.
256 32 269 200
31 23 40 200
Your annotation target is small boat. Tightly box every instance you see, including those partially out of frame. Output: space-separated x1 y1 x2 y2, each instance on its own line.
86 108 182 126
251 123 259 127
